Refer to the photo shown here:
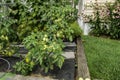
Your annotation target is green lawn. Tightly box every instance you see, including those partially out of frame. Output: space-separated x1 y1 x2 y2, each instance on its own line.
0 72 15 80
82 36 120 80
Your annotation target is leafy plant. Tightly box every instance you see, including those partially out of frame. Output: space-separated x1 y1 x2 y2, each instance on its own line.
9 0 77 41
70 21 82 38
12 0 78 75
106 1 120 39
88 0 120 39
14 61 34 75
0 10 16 56
23 32 65 73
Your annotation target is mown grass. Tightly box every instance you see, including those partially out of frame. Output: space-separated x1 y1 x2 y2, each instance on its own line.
82 36 120 80
0 73 15 80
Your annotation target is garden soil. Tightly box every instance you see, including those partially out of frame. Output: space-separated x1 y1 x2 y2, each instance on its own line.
0 57 75 80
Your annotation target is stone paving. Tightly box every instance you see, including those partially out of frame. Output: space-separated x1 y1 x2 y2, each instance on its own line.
9 75 56 80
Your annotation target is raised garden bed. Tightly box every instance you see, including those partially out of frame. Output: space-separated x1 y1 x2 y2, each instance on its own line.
0 0 87 80
75 38 90 80
0 42 76 80
0 58 75 80
0 39 91 80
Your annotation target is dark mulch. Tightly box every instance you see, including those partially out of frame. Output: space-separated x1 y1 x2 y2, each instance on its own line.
0 57 75 80
0 57 21 72
32 59 75 80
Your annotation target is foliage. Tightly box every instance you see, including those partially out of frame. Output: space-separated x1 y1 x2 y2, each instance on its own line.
70 21 82 38
1 0 79 75
0 10 16 56
75 0 79 5
11 0 78 75
14 32 65 75
9 0 77 41
89 0 120 39
106 1 120 39
83 36 120 80
13 61 34 75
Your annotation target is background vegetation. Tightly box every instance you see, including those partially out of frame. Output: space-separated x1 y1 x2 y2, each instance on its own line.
88 0 120 39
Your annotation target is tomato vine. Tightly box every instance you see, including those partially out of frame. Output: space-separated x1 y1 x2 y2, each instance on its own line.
1 0 78 75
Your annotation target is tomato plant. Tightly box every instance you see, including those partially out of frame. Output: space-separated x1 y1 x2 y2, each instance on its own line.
8 0 79 75
0 9 16 56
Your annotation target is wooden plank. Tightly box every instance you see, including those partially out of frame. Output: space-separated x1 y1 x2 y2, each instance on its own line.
64 42 76 47
76 38 91 80
0 3 13 5
11 42 76 48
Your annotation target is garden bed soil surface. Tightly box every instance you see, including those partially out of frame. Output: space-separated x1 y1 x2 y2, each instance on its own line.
0 57 75 80
0 42 76 80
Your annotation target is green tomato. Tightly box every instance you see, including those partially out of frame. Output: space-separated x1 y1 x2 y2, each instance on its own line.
30 61 35 66
0 46 2 50
1 35 4 39
8 52 12 56
43 45 47 50
44 34 48 38
5 36 8 40
57 31 64 38
56 32 60 37
43 37 46 41
25 58 30 63
43 37 48 42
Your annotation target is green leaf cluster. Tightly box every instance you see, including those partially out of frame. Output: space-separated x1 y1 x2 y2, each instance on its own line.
89 0 120 39
70 21 82 39
0 8 16 56
11 0 78 75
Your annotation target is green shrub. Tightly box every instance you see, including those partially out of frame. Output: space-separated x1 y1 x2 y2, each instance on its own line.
11 0 77 75
89 0 120 39
70 21 82 38
0 0 78 75
0 11 16 56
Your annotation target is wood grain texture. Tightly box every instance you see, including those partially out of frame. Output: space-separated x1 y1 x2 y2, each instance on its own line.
76 38 90 80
